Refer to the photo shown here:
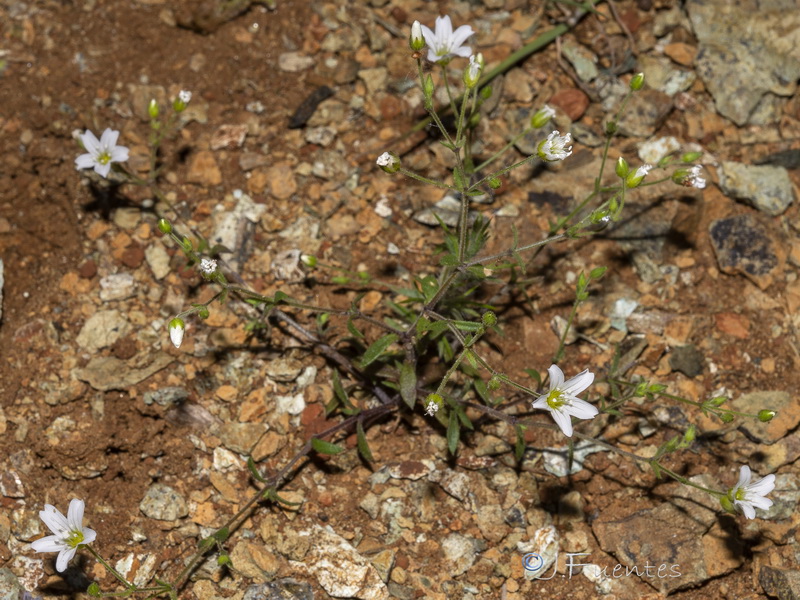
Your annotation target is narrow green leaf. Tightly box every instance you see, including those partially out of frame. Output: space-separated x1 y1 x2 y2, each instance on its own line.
273 290 289 303
346 316 365 339
399 362 417 410
447 410 460 455
439 254 459 266
311 438 345 455
246 457 266 483
356 421 374 462
361 333 399 367
514 425 526 461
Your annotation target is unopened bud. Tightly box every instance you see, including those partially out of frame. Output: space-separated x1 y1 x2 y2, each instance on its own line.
157 218 172 234
87 583 101 597
488 375 502 391
482 311 497 327
630 72 645 91
615 157 630 178
719 495 735 514
423 74 435 103
480 85 493 100
488 176 502 189
168 317 185 349
709 396 727 407
409 20 425 52
758 409 777 422
148 98 159 119
625 164 652 188
684 424 696 443
719 412 735 423
681 151 703 163
530 105 556 129
301 254 318 268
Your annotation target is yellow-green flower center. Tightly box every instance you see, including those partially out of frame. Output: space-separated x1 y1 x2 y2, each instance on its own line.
734 488 747 501
65 530 85 548
98 151 111 165
546 389 566 410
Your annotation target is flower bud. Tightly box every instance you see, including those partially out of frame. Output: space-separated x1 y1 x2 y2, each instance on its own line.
625 164 652 188
197 306 210 319
719 412 735 423
148 98 159 119
605 120 618 135
168 317 185 349
173 90 192 112
409 20 425 52
681 151 703 163
683 424 696 443
482 310 497 327
488 375 502 391
157 218 173 234
709 396 727 407
87 583 101 597
630 72 645 91
376 151 401 174
758 409 777 422
301 254 318 268
488 176 502 189
480 85 493 100
530 105 556 129
615 157 630 178
463 53 484 89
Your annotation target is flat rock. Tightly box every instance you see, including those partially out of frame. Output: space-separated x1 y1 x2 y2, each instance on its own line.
74 353 173 391
733 391 797 444
290 525 388 600
687 0 800 125
617 89 673 137
243 580 314 600
139 483 188 521
718 161 795 216
709 214 783 290
76 310 131 352
669 344 704 377
99 273 136 301
145 241 171 280
186 150 222 186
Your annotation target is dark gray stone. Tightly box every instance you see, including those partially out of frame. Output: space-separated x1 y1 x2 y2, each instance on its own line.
669 345 704 377
709 215 780 290
243 580 314 600
760 567 800 600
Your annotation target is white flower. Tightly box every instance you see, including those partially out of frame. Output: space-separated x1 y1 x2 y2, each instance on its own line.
537 131 573 162
425 401 440 417
532 364 597 437
179 90 192 104
199 258 217 275
376 151 401 173
169 317 185 349
727 465 775 519
420 15 474 64
464 53 483 88
30 499 96 572
687 165 706 189
74 128 129 178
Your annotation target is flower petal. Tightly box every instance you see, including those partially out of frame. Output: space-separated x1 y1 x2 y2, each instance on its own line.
453 46 473 58
80 130 100 155
547 364 564 390
67 498 85 531
562 369 594 396
56 546 77 572
111 146 129 163
566 398 598 420
746 495 772 511
39 505 69 535
99 128 119 150
82 527 97 545
435 15 453 41
747 473 775 495
737 501 755 520
31 535 64 553
531 394 549 410
550 408 573 437
95 162 112 178
420 24 436 47
449 24 474 48
75 154 96 170
736 465 751 489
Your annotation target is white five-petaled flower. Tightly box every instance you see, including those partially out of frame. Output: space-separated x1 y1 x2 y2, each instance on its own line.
31 499 96 572
537 131 573 162
532 364 597 437
420 15 474 64
425 401 440 417
74 128 129 178
199 258 217 275
727 465 775 519
179 90 192 104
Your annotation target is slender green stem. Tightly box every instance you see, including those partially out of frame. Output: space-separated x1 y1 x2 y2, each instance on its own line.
473 126 534 174
553 298 581 363
84 546 135 590
398 168 457 191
